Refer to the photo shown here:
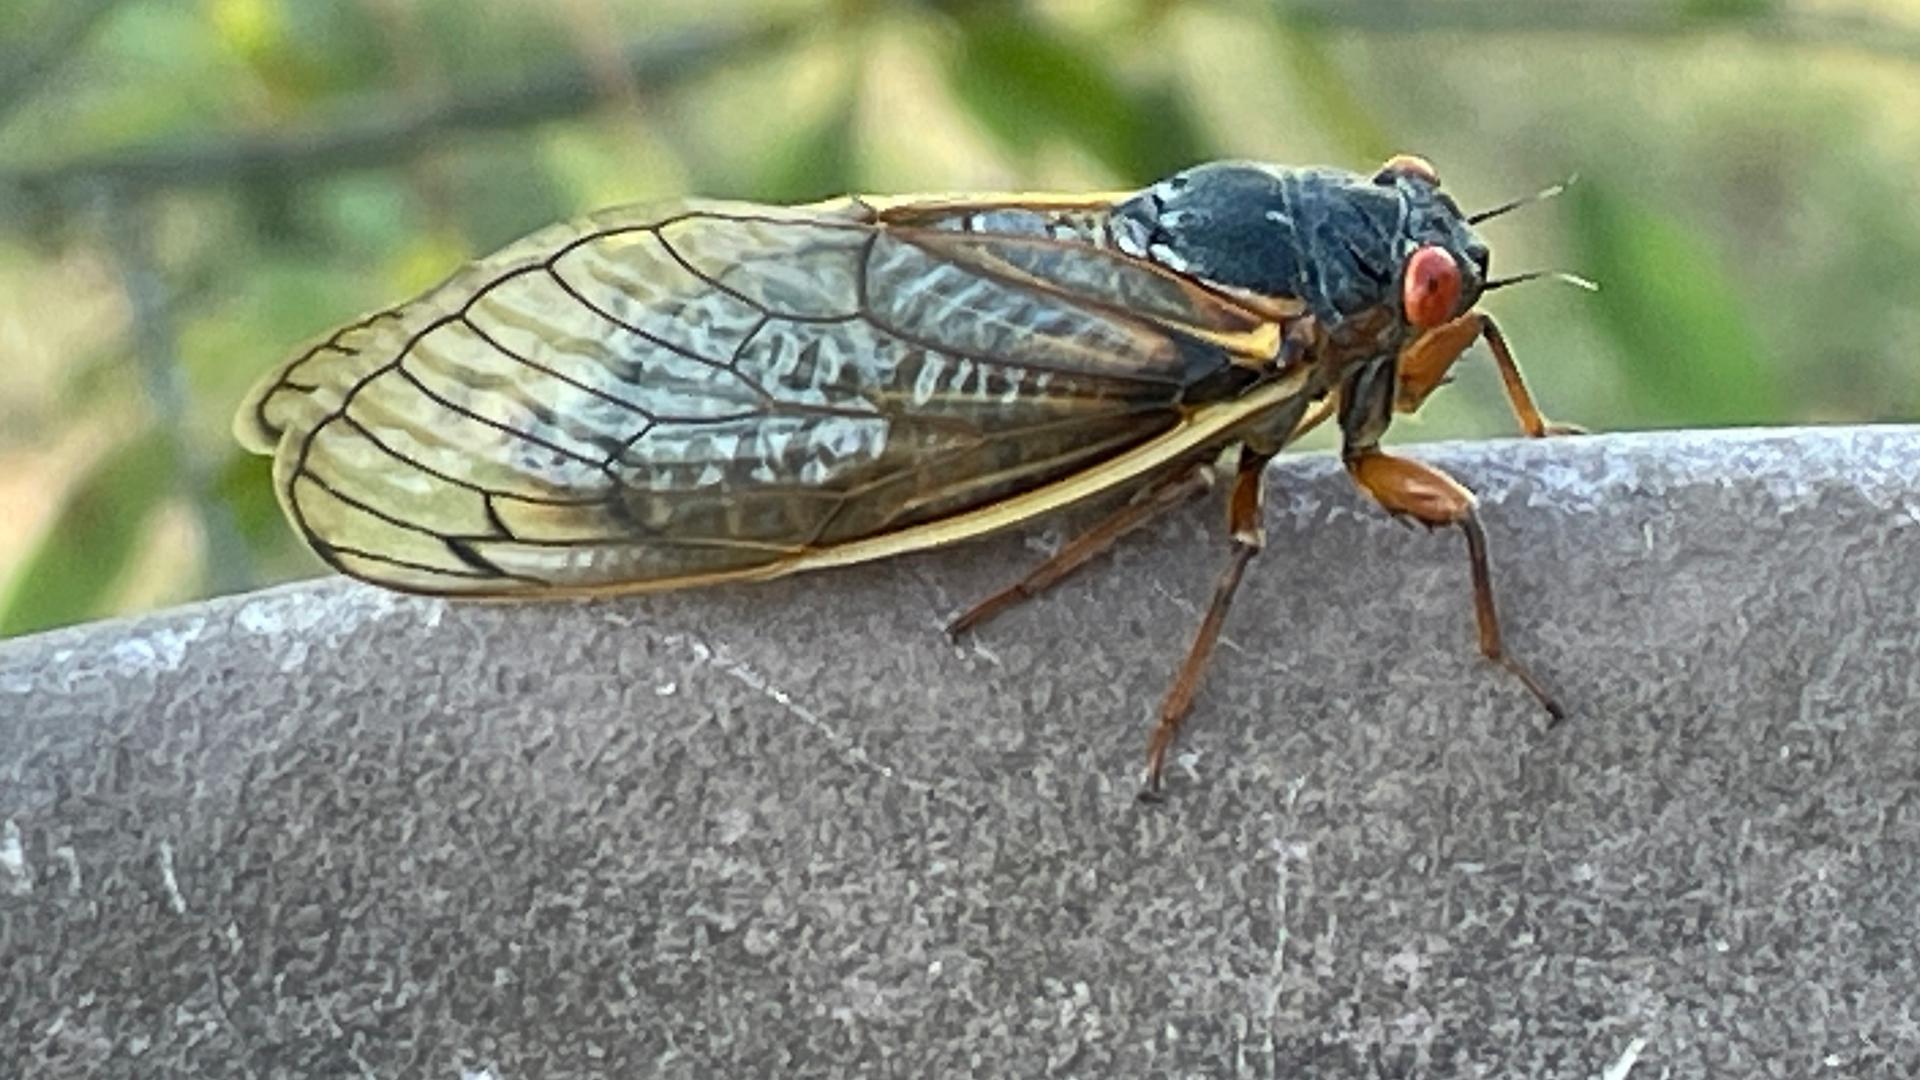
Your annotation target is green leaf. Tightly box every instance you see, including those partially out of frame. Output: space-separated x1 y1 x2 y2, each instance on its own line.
1264 19 1393 164
212 448 285 553
1565 180 1783 426
1681 0 1777 20
752 79 861 204
1 428 177 637
944 12 1158 179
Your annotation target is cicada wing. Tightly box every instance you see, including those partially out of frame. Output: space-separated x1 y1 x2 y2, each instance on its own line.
235 195 1295 597
882 224 1290 355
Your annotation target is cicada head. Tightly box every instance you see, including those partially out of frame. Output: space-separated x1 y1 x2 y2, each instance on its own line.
1369 154 1492 331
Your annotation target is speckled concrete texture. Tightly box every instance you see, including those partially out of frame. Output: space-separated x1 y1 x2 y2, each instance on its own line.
3 426 1918 1079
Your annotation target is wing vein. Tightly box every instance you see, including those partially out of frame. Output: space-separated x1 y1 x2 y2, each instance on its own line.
541 262 743 382
890 228 1251 342
391 361 612 471
853 241 1188 389
340 414 613 508
458 313 660 421
326 543 548 587
652 229 866 325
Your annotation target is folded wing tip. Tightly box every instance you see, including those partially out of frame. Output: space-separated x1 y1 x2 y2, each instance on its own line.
232 376 287 456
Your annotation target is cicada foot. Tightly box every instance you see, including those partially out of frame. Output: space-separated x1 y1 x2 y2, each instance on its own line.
1138 537 1259 802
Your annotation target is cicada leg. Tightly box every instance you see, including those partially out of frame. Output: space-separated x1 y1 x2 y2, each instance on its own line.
1396 311 1583 437
1140 446 1275 800
1343 448 1565 723
1335 345 1563 724
946 461 1217 638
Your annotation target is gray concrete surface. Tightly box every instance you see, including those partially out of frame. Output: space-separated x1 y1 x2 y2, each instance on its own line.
3 425 1918 1079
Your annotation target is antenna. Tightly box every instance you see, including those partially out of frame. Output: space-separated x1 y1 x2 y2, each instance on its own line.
1483 270 1599 293
1468 174 1578 225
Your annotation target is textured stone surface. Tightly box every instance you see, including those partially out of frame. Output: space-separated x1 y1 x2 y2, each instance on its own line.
3 426 1918 1079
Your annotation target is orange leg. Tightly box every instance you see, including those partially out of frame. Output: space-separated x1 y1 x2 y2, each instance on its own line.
1140 447 1274 800
1394 312 1483 414
947 462 1216 638
1395 311 1582 438
1345 449 1565 723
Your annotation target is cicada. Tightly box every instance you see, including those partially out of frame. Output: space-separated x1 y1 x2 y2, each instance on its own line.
235 154 1573 796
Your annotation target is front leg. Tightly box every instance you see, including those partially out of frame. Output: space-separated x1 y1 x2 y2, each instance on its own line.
1395 310 1582 438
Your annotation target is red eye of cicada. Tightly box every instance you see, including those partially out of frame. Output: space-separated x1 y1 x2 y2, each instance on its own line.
1402 245 1462 329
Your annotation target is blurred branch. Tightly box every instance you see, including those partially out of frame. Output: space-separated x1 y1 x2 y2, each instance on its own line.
0 0 126 131
0 20 794 202
101 190 255 597
1277 1 1920 62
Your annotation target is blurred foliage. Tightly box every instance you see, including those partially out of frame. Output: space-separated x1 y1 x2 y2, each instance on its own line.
1567 181 1784 427
0 427 173 636
1 0 1918 635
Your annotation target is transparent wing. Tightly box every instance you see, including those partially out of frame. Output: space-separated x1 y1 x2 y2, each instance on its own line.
236 196 1287 595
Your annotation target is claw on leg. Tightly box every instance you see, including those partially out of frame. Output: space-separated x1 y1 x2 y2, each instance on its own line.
1140 538 1260 800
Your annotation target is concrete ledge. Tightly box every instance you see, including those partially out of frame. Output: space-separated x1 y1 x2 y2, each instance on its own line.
4 426 1918 1077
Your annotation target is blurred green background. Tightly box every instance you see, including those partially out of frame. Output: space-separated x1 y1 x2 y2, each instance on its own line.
1 0 1917 636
